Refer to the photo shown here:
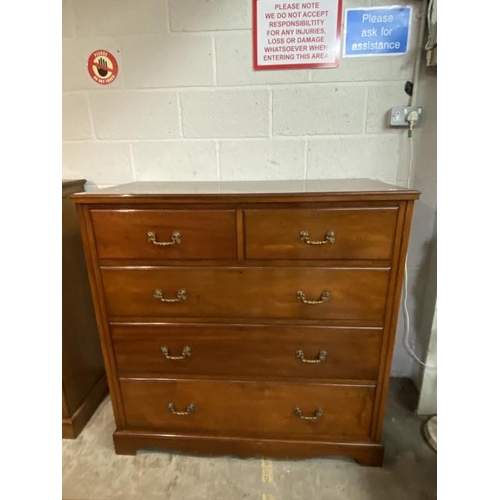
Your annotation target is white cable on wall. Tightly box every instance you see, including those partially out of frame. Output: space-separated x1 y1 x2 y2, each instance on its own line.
402 119 436 370
403 261 436 368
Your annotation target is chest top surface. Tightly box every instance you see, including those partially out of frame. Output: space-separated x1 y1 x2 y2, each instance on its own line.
71 179 420 204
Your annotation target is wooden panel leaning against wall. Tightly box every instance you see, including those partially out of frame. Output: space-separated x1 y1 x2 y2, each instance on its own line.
62 179 108 439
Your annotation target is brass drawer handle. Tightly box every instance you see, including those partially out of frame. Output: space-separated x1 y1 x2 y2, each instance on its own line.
161 345 191 360
168 403 195 416
296 349 327 363
153 288 187 303
296 290 330 305
300 230 335 245
147 230 181 246
294 407 324 421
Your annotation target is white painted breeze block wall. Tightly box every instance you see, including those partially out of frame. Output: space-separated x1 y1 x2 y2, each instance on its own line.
62 0 436 378
62 0 421 188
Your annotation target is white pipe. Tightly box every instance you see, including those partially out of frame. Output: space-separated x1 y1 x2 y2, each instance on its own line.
409 0 428 107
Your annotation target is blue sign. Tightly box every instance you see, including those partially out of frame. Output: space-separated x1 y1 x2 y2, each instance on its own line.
344 6 411 57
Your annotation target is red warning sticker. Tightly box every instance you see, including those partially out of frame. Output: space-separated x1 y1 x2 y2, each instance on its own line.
87 50 118 85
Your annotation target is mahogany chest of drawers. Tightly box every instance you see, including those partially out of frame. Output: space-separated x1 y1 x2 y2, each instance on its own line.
72 179 419 466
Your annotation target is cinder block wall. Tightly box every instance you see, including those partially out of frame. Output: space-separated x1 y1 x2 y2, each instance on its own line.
62 0 436 379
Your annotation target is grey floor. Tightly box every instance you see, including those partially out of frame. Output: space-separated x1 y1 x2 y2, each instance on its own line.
62 378 437 500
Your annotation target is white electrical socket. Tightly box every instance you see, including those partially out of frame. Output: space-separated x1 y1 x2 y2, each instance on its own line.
389 106 423 127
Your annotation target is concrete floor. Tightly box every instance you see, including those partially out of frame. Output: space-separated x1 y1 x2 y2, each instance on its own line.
62 378 437 500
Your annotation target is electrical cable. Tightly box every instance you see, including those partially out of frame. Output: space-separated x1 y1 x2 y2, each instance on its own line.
403 263 436 368
402 116 436 371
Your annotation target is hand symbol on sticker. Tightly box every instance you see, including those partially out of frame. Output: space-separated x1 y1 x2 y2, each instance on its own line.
97 57 108 77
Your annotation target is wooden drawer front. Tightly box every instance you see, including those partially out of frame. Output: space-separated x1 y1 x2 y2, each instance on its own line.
120 378 375 440
101 267 390 321
112 324 382 380
91 209 237 260
244 208 398 260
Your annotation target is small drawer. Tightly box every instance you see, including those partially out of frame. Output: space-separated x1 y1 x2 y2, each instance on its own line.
244 207 398 260
112 324 382 381
101 267 390 321
120 378 375 440
91 209 237 260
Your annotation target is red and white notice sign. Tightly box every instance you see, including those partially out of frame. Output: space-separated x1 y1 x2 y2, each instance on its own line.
253 0 342 70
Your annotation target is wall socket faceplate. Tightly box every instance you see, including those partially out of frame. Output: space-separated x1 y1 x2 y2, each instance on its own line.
389 106 423 127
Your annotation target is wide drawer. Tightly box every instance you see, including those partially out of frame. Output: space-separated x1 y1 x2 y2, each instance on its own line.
112 324 382 380
244 207 398 260
120 378 375 440
91 209 237 260
101 267 390 321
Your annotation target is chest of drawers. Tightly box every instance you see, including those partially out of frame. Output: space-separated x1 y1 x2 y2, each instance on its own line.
72 179 419 466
